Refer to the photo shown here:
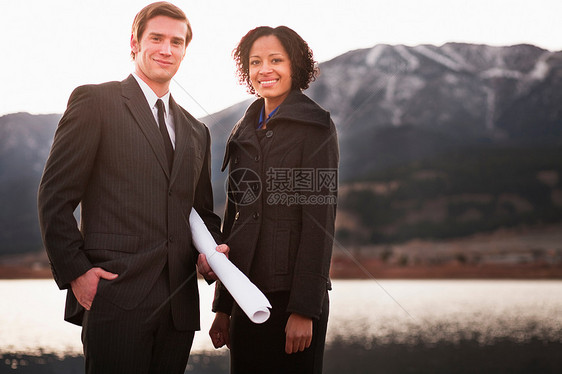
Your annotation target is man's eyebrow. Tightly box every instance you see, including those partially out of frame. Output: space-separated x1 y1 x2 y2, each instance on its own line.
147 32 185 43
171 36 186 43
147 32 184 38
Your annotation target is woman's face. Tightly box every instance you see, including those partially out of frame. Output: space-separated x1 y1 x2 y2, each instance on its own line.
249 35 292 107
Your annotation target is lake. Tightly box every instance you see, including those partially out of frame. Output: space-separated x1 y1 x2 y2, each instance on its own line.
1 279 561 373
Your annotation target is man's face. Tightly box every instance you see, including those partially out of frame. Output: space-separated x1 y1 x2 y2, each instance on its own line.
131 15 188 86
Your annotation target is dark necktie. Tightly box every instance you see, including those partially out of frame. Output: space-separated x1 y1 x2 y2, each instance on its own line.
156 99 174 171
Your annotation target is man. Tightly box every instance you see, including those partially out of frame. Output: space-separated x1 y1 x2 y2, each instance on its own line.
38 2 226 373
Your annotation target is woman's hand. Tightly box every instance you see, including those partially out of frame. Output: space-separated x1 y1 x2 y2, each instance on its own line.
209 312 231 349
285 313 313 354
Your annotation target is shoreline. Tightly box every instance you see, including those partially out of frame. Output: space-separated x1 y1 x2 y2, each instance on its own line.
330 256 562 279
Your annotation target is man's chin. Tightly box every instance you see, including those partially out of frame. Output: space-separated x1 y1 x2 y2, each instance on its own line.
148 71 174 84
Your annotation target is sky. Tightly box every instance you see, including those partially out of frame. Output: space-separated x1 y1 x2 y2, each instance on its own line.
1 0 561 118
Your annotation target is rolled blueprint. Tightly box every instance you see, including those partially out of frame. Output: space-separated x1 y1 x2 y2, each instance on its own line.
189 208 271 324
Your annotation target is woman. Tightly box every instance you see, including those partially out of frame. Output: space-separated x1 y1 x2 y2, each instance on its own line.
210 26 338 374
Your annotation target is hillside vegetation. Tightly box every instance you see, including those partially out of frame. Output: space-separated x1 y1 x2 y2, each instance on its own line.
338 144 562 244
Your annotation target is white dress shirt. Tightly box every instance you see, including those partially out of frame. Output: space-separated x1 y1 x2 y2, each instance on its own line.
132 73 176 148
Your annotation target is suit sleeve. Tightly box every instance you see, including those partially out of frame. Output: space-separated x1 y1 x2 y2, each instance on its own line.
192 126 222 249
287 120 339 319
38 86 100 289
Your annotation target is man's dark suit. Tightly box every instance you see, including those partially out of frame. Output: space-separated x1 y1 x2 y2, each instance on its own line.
38 75 221 332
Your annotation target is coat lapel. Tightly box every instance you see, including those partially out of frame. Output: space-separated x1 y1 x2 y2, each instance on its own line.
169 95 192 185
221 100 262 171
121 75 171 179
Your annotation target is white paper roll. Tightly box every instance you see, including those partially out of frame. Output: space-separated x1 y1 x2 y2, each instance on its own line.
189 208 271 323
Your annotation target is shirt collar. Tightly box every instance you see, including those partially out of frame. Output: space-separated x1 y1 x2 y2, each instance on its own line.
132 72 171 114
257 104 280 129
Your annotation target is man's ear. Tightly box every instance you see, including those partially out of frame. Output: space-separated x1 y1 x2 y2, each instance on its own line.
130 34 138 56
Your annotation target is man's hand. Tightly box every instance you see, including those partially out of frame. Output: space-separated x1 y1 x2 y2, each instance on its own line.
197 244 230 281
209 311 231 349
285 313 313 354
70 267 118 310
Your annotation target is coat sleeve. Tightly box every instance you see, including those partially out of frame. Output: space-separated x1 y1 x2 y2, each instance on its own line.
37 86 100 289
287 119 339 319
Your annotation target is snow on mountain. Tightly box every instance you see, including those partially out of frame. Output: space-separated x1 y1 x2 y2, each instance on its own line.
413 44 470 72
305 42 559 140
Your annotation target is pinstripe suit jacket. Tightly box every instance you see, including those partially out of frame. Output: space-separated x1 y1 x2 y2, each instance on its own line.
38 75 221 331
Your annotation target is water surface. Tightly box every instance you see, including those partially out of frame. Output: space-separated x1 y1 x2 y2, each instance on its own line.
2 279 560 357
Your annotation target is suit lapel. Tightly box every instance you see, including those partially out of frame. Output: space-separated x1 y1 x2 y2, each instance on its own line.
121 75 171 179
169 95 193 185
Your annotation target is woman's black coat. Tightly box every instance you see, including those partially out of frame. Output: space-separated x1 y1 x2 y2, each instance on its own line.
213 90 339 319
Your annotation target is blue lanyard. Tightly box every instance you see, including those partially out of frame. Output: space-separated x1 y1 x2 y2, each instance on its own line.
257 105 280 129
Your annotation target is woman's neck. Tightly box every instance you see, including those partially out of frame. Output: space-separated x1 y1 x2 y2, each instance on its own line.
263 93 289 117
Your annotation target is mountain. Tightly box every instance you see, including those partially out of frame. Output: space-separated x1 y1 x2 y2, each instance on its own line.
1 43 562 255
0 113 60 254
312 43 562 179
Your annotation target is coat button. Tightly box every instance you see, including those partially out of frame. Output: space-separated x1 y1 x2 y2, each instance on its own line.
254 155 260 162
234 156 239 164
235 211 240 220
252 212 260 220
266 130 273 138
252 183 258 191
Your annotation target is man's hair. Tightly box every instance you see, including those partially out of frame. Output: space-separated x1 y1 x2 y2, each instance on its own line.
130 1 192 60
233 26 318 95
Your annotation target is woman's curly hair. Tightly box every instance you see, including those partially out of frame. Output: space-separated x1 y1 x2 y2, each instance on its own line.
233 26 319 95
